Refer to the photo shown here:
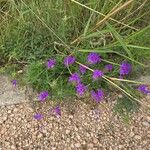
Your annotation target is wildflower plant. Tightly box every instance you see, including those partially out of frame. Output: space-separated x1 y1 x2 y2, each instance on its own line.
1 0 150 121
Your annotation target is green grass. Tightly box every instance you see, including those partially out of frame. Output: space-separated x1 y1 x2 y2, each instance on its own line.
114 96 139 123
0 0 150 112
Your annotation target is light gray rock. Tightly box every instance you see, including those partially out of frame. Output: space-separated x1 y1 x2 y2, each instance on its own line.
0 75 37 106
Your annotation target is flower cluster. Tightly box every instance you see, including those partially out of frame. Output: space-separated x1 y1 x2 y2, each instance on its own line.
64 56 76 67
38 91 49 102
79 65 87 74
93 70 104 80
138 85 150 94
87 52 101 64
33 113 43 121
47 59 56 69
12 80 17 87
12 52 149 121
76 83 87 96
68 73 81 84
120 61 132 76
91 89 104 103
105 64 113 71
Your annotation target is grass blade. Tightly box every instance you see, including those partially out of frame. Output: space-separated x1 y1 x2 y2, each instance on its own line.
78 48 147 67
106 22 132 58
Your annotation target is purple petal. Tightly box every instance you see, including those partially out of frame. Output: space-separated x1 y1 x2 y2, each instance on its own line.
54 106 61 117
120 61 132 75
38 91 49 102
68 73 81 84
47 59 56 69
105 64 113 71
79 65 87 74
137 85 150 94
12 80 17 87
64 56 76 67
87 52 101 64
91 89 104 103
92 70 104 80
76 83 87 96
33 113 43 120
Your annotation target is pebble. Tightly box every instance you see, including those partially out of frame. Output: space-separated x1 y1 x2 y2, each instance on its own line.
75 143 80 148
7 110 11 114
87 143 94 148
37 133 43 138
146 116 150 121
119 145 124 149
142 122 149 127
11 145 16 149
130 132 135 137
13 108 18 112
93 137 99 144
65 130 70 134
134 135 141 140
118 94 123 98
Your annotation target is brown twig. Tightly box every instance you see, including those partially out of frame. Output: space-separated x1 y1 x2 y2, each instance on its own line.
91 0 134 31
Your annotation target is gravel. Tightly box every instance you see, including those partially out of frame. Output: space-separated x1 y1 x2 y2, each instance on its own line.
0 97 150 150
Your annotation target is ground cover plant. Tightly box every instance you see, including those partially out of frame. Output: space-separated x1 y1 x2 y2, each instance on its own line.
0 0 150 120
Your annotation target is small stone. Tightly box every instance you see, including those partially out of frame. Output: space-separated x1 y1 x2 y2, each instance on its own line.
93 137 98 144
142 122 149 127
76 134 80 140
74 127 78 131
13 108 18 112
37 133 43 138
65 130 70 134
134 135 141 140
11 145 16 149
118 94 123 98
82 141 86 145
119 145 124 149
146 116 150 121
3 116 7 121
70 144 74 148
66 138 70 143
88 143 94 148
130 132 134 137
69 115 73 119
8 110 11 114
75 143 80 148
27 124 31 128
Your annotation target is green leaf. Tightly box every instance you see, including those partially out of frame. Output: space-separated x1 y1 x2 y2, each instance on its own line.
106 22 132 58
126 44 150 50
78 48 147 67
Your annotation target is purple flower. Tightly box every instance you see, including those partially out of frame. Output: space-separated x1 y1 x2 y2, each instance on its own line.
105 64 113 71
137 85 150 94
87 52 101 64
47 59 56 69
12 80 17 87
91 89 104 103
33 113 43 120
120 61 132 75
92 70 104 80
54 106 61 117
76 83 87 96
64 56 76 67
68 73 81 84
38 91 49 102
79 65 87 74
